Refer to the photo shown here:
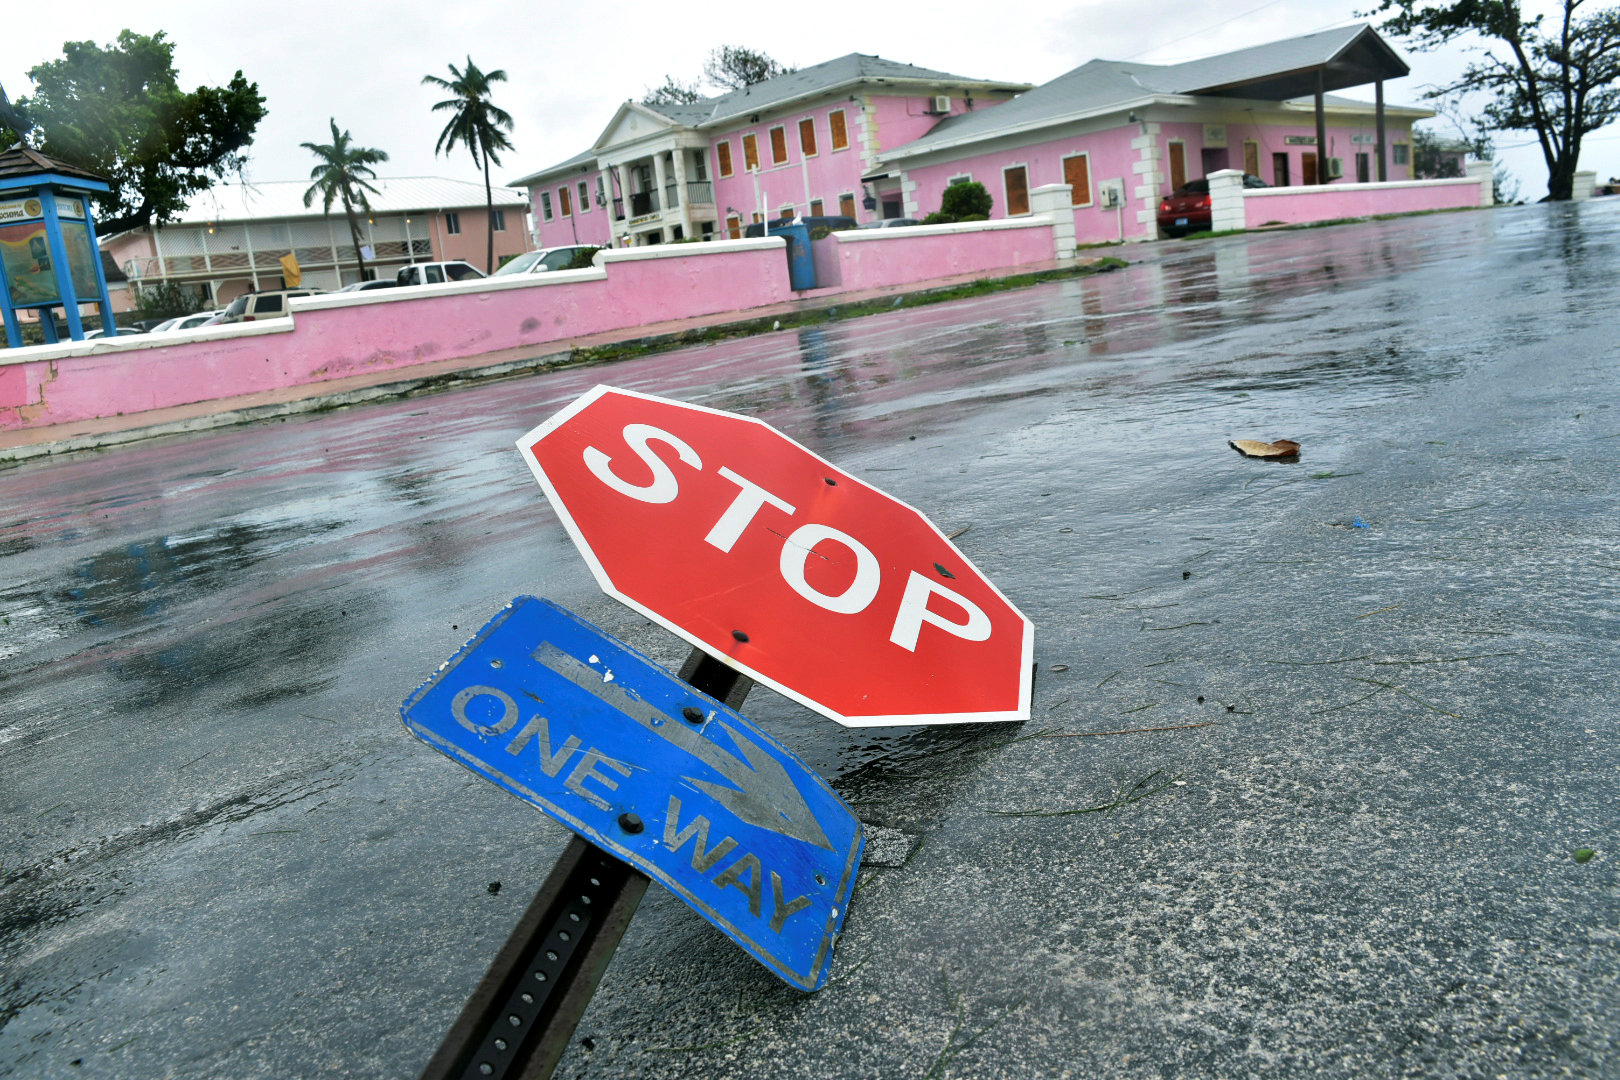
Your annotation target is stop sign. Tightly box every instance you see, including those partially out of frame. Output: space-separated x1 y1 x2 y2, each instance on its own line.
516 385 1032 727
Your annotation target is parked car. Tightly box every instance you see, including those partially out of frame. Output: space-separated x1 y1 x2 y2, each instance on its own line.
857 218 923 229
338 278 400 293
492 246 600 276
396 261 485 286
175 309 225 330
1157 174 1268 237
215 289 324 324
743 216 857 238
83 325 146 339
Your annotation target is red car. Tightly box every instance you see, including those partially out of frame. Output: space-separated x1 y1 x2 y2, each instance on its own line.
1158 174 1268 237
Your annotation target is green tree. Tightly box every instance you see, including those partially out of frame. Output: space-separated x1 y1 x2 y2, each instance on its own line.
301 119 389 283
422 57 515 274
3 31 266 233
1368 0 1620 200
642 75 704 107
703 46 796 90
0 84 28 147
941 180 993 220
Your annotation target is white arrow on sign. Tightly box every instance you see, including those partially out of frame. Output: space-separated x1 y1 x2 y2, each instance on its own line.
534 644 833 851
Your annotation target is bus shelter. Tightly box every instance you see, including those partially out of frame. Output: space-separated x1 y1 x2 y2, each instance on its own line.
0 145 118 347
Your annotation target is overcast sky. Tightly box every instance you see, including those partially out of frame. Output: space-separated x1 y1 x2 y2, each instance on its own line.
3 0 1616 203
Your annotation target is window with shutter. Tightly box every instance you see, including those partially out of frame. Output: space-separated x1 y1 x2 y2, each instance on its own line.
717 141 733 177
799 118 817 157
1004 165 1030 215
769 126 787 165
743 134 759 171
829 110 848 151
1062 154 1091 207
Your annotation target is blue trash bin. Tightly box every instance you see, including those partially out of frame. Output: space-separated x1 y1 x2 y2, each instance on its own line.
769 222 818 291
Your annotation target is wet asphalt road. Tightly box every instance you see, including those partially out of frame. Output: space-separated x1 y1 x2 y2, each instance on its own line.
3 201 1618 1079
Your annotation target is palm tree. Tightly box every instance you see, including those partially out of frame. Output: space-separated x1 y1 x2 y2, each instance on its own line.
422 57 515 274
301 119 389 283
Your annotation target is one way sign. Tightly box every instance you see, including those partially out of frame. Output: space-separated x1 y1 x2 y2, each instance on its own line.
401 597 863 990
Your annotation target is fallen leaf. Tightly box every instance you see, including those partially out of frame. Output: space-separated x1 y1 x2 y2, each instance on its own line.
1229 438 1301 459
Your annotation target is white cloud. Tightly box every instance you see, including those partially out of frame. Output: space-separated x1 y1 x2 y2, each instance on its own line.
2 0 1614 201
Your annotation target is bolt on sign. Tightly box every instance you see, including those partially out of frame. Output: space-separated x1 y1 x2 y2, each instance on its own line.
517 386 1034 726
403 596 863 990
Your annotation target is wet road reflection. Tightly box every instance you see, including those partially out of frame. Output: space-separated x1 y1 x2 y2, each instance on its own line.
3 200 1618 1078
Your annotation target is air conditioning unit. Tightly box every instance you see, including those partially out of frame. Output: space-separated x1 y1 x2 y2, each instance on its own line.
1326 156 1345 179
929 95 951 114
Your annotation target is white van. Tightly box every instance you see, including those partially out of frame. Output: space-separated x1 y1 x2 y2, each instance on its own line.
396 261 486 286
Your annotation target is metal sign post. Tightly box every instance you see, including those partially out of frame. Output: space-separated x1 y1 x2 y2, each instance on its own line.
407 598 862 1079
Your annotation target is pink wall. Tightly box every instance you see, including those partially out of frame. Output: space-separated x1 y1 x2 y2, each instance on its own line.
0 242 790 430
1153 119 1413 188
827 220 1053 290
903 124 1148 242
534 172 616 249
867 94 1011 156
4 217 1068 430
1240 178 1483 227
709 98 874 225
900 115 1415 243
430 206 532 271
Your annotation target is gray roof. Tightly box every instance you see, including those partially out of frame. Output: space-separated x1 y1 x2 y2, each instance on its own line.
643 101 717 125
507 53 1030 187
1133 24 1403 97
887 24 1416 162
168 176 529 226
510 145 600 186
690 53 1029 128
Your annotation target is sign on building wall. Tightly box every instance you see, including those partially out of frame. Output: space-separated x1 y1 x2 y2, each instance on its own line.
1203 125 1227 148
1350 134 1378 145
1284 135 1318 146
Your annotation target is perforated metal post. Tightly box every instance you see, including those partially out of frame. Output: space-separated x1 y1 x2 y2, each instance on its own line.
419 648 750 1080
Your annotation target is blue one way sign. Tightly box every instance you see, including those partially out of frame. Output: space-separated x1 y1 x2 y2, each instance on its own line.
401 596 864 990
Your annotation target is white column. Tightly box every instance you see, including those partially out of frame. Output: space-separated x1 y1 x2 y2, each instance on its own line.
616 163 632 221
1572 170 1596 202
1130 121 1164 238
1207 169 1246 231
651 152 670 241
671 148 693 239
1029 183 1076 262
1466 161 1494 207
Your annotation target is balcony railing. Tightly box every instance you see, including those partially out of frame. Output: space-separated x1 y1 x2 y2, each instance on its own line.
685 181 714 206
122 238 433 279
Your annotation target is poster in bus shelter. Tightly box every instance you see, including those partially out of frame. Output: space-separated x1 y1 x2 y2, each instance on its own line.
0 221 98 306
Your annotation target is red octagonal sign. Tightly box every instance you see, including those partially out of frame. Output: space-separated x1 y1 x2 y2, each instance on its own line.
517 386 1032 727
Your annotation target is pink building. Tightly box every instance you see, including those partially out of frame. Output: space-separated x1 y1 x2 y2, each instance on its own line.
510 56 1031 247
512 24 1430 248
101 177 532 307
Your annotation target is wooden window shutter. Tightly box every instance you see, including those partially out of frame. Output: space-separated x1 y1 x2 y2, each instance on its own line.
838 193 855 218
770 127 787 165
1063 155 1091 205
810 199 824 216
799 118 817 156
1243 141 1259 177
1004 166 1029 215
829 110 849 151
1168 142 1187 190
717 141 733 177
743 134 759 171
726 215 741 239
559 186 572 216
